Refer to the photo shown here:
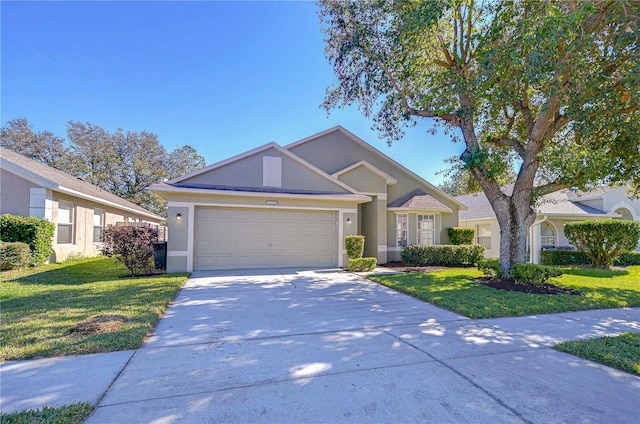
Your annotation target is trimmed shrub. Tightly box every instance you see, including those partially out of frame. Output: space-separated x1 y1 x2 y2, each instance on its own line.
565 220 640 268
510 263 562 285
400 244 485 266
345 235 365 259
0 241 32 270
541 250 590 266
0 214 55 265
447 227 475 245
541 249 640 267
478 258 502 278
615 252 640 266
348 257 377 272
101 225 158 276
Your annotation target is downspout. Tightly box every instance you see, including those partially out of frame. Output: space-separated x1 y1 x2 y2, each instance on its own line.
529 215 548 264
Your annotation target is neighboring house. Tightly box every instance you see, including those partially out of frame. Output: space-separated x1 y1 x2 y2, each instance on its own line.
456 186 640 263
0 147 163 262
151 126 464 272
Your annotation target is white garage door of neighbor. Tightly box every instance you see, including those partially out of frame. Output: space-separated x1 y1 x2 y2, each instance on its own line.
194 207 338 270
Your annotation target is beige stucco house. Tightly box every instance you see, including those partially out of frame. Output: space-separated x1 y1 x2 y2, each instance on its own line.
0 147 163 262
456 186 640 263
152 126 464 272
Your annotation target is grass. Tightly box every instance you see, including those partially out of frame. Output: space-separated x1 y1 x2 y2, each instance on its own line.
369 265 640 319
0 256 189 361
0 403 92 424
554 332 640 376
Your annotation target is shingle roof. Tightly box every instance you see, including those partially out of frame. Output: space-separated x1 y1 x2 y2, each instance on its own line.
456 188 609 221
0 147 162 220
388 189 454 213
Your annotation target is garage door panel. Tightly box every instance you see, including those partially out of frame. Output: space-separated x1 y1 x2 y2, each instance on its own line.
194 207 338 270
270 223 286 235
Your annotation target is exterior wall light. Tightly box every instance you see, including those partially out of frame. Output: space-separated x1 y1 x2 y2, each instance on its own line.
176 213 182 221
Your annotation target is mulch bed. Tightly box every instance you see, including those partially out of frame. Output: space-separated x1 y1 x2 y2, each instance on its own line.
379 261 581 295
474 276 582 295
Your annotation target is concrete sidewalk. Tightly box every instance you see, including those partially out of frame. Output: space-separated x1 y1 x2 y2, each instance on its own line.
1 269 639 423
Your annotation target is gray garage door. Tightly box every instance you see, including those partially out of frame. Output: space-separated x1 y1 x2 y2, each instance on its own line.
194 207 338 270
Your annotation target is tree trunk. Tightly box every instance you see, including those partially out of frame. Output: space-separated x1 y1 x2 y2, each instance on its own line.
493 196 537 277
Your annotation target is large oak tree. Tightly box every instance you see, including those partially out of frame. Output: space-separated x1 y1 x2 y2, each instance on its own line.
319 0 639 276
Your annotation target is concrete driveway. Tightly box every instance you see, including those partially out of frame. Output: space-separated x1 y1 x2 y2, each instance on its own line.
83 269 639 423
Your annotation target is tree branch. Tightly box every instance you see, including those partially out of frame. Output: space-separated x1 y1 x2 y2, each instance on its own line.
486 137 526 158
533 180 575 198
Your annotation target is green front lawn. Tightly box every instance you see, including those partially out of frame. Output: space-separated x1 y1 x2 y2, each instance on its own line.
1 256 189 361
0 403 92 424
369 266 640 319
554 332 640 376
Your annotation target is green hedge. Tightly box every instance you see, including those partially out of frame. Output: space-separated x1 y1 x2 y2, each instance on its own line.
0 214 55 265
0 241 32 270
541 250 590 266
541 249 640 266
348 257 377 272
447 227 475 245
401 244 485 266
615 251 640 266
510 263 562 285
345 235 365 259
478 258 502 278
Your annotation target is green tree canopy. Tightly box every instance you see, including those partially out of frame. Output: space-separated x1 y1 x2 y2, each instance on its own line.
1 118 207 217
319 0 639 275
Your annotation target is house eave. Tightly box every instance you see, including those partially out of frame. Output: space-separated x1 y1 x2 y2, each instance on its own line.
387 207 453 214
56 186 163 221
150 184 372 204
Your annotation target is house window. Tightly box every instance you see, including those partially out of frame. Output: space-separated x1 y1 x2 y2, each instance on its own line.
93 209 105 243
541 222 556 247
417 214 435 245
476 224 491 249
57 202 74 244
396 214 408 247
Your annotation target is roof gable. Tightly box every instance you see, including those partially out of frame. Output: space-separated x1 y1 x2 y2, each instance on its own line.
388 189 453 213
0 147 161 220
169 142 360 195
285 126 465 210
332 161 397 185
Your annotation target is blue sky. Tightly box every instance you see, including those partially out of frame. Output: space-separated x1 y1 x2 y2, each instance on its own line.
1 1 463 185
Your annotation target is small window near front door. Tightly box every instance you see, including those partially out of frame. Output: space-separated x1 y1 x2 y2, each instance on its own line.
476 224 491 249
541 222 556 247
417 214 435 245
396 214 408 247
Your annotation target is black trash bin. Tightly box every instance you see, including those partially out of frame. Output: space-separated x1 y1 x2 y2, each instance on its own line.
152 241 167 270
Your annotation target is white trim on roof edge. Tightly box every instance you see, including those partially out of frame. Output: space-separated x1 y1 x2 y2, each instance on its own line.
331 160 397 185
284 126 467 210
153 184 372 203
388 207 451 213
